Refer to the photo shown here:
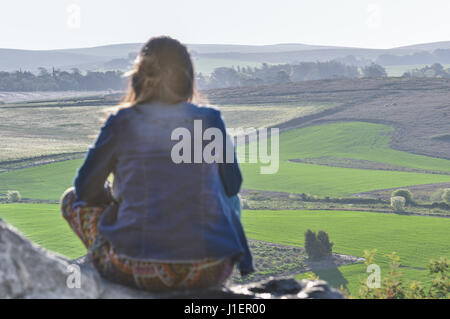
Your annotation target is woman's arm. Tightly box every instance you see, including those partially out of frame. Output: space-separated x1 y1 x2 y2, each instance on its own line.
214 112 243 197
74 114 118 206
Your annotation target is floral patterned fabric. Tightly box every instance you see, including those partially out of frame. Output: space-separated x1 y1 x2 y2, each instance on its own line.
61 188 235 291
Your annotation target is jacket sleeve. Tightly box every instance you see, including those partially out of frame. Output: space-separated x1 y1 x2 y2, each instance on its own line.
214 111 243 197
74 114 118 206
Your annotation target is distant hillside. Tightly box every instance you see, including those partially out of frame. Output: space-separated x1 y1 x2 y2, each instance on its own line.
57 43 143 58
395 41 450 52
0 40 449 73
196 48 386 64
0 49 106 72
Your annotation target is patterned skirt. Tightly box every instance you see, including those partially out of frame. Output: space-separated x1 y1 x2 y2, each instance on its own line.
61 188 235 292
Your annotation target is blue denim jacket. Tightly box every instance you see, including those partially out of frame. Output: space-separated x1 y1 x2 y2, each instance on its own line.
73 102 255 275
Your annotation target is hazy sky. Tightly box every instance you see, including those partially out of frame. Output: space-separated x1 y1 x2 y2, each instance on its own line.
1 0 449 50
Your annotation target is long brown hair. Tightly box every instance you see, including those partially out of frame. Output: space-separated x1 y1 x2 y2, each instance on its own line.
121 36 200 107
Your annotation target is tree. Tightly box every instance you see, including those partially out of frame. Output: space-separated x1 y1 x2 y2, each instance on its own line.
304 229 319 260
391 196 406 212
442 188 450 204
362 63 387 78
317 230 334 257
304 229 333 260
7 190 21 203
391 189 414 205
274 70 291 83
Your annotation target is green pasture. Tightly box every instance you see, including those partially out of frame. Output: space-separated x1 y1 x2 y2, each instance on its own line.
239 121 450 196
3 121 450 200
0 204 86 258
241 209 450 294
1 204 448 295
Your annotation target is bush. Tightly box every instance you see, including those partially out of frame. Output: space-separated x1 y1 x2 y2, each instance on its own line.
304 229 333 260
288 193 302 201
391 189 413 205
317 230 334 257
442 188 450 205
391 196 406 212
247 191 267 201
431 189 445 202
7 190 21 203
355 251 449 299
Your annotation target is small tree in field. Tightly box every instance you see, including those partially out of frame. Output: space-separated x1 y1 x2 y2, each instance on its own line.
317 230 334 257
391 189 413 205
7 190 21 203
304 229 319 260
442 188 450 205
304 229 333 260
391 196 406 212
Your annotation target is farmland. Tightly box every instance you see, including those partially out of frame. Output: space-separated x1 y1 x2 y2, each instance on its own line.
1 77 450 297
1 203 448 295
3 121 450 201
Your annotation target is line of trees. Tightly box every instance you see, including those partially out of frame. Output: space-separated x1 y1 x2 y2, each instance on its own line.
196 61 387 90
0 68 126 91
377 49 450 66
402 63 450 78
0 61 388 92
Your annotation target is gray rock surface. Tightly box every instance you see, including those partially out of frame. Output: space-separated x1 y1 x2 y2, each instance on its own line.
0 218 343 299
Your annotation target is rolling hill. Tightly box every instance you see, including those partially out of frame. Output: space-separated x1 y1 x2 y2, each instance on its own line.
1 40 449 73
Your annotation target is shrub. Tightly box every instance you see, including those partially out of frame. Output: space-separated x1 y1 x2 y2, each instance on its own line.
288 193 302 201
430 189 445 202
355 251 449 299
7 190 21 203
317 230 334 257
247 191 267 201
391 189 413 205
442 188 450 205
391 196 406 212
304 229 319 260
304 229 333 260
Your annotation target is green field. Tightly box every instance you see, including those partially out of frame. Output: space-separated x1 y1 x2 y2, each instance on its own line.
0 159 83 201
239 121 450 196
0 204 86 258
3 121 450 201
1 204 448 295
1 117 450 298
241 209 450 294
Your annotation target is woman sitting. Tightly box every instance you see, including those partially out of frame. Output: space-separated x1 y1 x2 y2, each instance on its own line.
61 36 254 291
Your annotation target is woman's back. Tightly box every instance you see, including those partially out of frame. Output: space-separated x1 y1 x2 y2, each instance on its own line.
95 102 245 261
